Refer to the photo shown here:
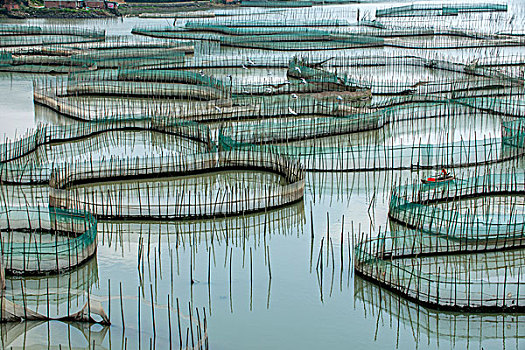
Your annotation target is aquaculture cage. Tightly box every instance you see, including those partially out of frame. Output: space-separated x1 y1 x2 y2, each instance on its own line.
219 96 525 171
355 169 525 312
376 3 508 17
132 26 385 51
0 25 105 48
183 24 331 36
183 19 353 28
60 68 231 100
388 171 525 240
69 48 188 69
0 117 214 184
47 149 305 220
355 232 525 312
0 207 97 275
0 25 104 38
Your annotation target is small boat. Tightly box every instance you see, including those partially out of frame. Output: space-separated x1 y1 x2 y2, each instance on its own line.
421 173 455 184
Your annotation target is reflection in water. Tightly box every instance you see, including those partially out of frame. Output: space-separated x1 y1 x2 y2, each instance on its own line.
0 201 304 349
5 255 99 317
0 321 110 350
354 276 525 349
3 3 525 348
0 256 108 349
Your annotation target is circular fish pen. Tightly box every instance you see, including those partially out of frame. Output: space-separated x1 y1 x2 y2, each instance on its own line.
219 97 525 171
0 25 105 48
0 207 97 275
355 170 525 312
0 120 213 184
0 9 524 347
48 150 305 220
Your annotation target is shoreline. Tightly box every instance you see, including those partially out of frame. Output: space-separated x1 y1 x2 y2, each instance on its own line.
0 2 236 19
0 7 120 19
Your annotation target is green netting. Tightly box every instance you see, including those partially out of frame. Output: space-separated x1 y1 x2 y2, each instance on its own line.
132 26 384 51
0 36 103 48
221 37 383 50
184 24 332 36
184 19 352 27
389 171 525 240
376 3 507 17
355 234 525 312
13 55 81 66
0 25 104 48
0 52 12 66
54 68 230 100
354 170 525 312
47 149 305 220
5 256 97 306
72 47 186 60
0 43 192 73
134 24 525 50
0 207 97 274
0 30 184 73
0 65 80 74
33 54 524 120
219 97 525 171
70 48 187 69
0 25 104 38
287 57 365 87
81 68 228 90
0 119 213 184
0 25 42 35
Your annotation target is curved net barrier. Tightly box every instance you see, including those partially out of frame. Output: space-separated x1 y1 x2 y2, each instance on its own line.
184 19 353 28
33 87 364 124
0 207 97 275
98 198 304 244
32 82 519 126
376 3 508 17
43 69 232 100
0 25 104 38
0 25 105 48
284 55 523 95
219 97 525 171
120 53 522 93
0 202 106 324
64 77 229 101
132 26 385 51
0 119 213 184
5 255 97 310
183 23 351 36
69 46 191 70
355 170 525 312
48 150 305 220
354 272 525 345
34 87 367 123
389 171 525 240
0 49 86 74
132 22 525 51
0 41 192 74
30 51 523 123
72 68 228 91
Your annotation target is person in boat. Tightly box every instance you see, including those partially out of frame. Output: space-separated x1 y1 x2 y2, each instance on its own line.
422 168 453 184
440 168 449 178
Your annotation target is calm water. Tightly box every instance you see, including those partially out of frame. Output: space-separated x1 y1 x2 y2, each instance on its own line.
2 1 525 348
